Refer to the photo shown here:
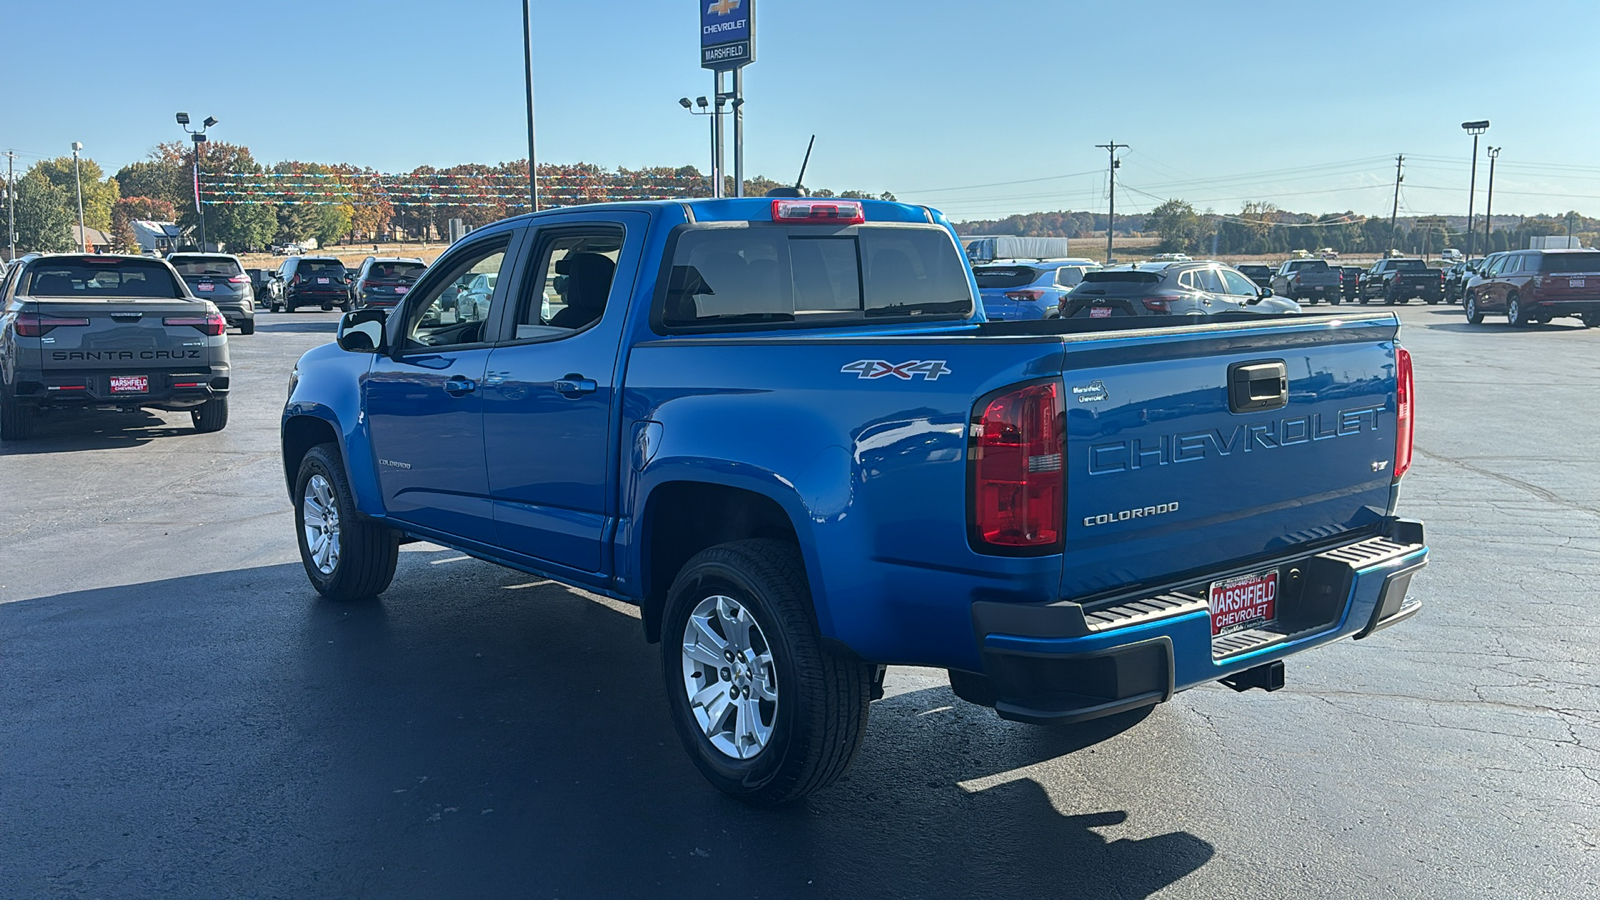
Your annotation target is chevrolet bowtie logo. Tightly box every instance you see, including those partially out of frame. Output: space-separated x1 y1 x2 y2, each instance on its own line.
708 0 740 15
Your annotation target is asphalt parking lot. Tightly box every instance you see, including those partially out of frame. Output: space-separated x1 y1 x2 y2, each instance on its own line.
2 305 1596 899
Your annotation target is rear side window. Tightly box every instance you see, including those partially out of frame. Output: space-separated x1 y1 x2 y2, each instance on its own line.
1536 253 1600 273
661 225 973 328
169 256 242 277
973 266 1040 289
22 258 183 298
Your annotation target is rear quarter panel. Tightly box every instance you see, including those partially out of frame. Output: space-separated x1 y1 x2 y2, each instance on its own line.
620 334 1068 670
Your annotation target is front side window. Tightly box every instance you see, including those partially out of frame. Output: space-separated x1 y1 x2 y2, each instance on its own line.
401 239 510 349
1220 269 1259 296
661 225 973 328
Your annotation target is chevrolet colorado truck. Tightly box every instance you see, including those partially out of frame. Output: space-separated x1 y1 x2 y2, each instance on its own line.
282 197 1428 804
1 254 231 440
1270 259 1342 305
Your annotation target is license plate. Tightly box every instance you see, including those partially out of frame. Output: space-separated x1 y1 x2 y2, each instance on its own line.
1572 279 1585 288
317 278 330 284
1209 569 1279 637
197 282 215 292
1089 306 1112 318
110 375 149 394
395 286 409 294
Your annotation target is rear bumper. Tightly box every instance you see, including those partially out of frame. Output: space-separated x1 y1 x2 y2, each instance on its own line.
15 367 230 410
1526 297 1600 315
951 519 1428 725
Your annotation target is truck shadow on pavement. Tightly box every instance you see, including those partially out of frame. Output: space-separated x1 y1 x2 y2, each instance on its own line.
1 551 1213 899
0 407 196 454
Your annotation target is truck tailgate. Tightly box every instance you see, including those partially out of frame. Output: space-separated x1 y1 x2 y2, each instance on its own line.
1058 315 1400 599
33 299 214 372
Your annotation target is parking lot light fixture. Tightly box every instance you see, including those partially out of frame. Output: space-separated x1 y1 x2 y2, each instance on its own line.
175 112 189 126
682 96 727 197
71 142 85 253
1461 120 1489 257
178 113 218 250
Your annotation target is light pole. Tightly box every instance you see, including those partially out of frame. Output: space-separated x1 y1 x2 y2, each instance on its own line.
521 0 538 211
680 96 728 198
177 112 218 250
1483 147 1500 255
1461 120 1489 257
71 142 86 252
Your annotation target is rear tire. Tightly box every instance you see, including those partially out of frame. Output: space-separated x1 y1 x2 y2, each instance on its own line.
0 389 35 441
1507 293 1530 327
240 320 255 335
294 443 398 600
662 539 872 806
1581 312 1598 329
191 396 228 433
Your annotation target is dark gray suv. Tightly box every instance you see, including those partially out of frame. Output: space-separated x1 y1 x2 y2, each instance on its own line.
168 253 256 334
1060 261 1302 319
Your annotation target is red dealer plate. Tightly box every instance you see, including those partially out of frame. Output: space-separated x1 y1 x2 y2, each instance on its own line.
317 277 330 284
197 282 215 291
1089 306 1112 318
110 375 149 394
395 286 408 294
1208 569 1278 637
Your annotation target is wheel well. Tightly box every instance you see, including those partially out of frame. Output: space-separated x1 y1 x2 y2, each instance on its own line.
282 416 339 493
640 482 800 643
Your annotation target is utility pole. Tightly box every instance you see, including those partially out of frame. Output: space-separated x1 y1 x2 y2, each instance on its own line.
5 150 15 261
521 0 539 211
1389 154 1404 248
1096 141 1127 264
1483 147 1499 254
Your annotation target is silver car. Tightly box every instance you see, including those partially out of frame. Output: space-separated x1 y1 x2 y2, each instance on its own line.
168 253 256 335
1061 261 1302 319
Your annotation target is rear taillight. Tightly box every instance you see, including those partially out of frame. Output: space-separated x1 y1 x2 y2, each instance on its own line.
1004 290 1045 302
15 314 90 337
292 274 302 285
1143 292 1183 313
228 274 248 284
164 312 226 336
970 381 1065 552
1532 275 1545 289
1394 346 1414 480
772 199 865 224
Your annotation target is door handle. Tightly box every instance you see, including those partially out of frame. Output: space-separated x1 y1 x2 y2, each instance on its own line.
554 376 598 396
443 376 478 396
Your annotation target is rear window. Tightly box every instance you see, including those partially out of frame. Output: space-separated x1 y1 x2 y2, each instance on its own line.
1288 260 1329 271
1072 270 1163 295
1536 252 1600 273
1391 260 1427 271
22 258 183 298
169 256 242 277
973 266 1040 289
367 262 426 281
661 225 973 328
301 260 347 276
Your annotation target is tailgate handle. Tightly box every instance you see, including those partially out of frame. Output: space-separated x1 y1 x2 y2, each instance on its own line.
1228 360 1288 413
110 312 144 321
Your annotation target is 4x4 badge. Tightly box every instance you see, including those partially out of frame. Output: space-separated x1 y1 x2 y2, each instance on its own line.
841 359 951 381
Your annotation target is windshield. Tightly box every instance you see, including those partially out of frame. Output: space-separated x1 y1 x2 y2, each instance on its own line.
973 266 1040 289
662 225 973 327
22 257 184 298
169 256 242 278
1537 253 1600 273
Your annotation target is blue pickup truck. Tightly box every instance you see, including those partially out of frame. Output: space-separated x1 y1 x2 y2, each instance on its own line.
282 197 1427 804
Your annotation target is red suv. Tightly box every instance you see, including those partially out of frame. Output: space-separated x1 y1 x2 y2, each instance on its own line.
1464 249 1600 328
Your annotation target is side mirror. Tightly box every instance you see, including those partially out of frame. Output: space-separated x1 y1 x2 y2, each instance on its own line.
337 308 389 354
1258 287 1274 300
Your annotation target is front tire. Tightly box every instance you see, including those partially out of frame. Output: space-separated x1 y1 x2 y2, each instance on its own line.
1464 293 1485 324
1507 293 1531 327
662 539 872 806
294 443 398 600
191 396 228 433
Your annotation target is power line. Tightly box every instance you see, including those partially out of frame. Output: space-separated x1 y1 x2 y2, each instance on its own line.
894 168 1103 195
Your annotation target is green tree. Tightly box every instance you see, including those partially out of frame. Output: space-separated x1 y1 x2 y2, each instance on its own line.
114 157 189 212
15 171 74 252
1146 199 1201 252
314 204 354 247
32 157 120 231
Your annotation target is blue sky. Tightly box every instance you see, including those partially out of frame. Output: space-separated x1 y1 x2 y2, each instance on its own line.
6 0 1600 221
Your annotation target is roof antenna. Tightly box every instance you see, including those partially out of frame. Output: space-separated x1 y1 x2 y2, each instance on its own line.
766 135 815 198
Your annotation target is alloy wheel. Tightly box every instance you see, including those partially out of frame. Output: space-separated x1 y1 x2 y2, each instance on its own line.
681 594 779 760
301 474 342 575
